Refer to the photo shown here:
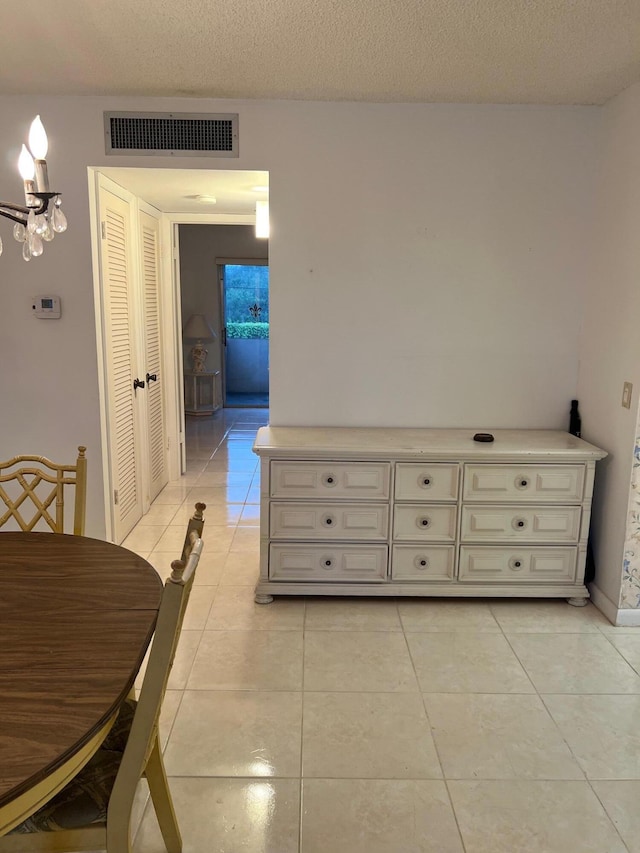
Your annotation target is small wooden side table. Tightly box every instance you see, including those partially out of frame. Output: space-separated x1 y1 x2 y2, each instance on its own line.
184 371 222 416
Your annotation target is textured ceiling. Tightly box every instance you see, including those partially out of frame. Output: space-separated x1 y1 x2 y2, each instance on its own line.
1 0 639 104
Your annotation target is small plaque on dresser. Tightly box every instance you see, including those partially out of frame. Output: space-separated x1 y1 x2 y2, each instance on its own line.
473 432 494 442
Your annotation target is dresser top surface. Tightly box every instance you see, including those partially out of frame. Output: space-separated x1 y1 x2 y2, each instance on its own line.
253 427 607 461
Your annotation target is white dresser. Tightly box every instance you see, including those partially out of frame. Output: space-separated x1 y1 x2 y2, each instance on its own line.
252 428 607 604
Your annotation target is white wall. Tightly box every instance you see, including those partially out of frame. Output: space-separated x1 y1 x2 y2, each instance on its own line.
577 81 640 610
0 95 599 536
270 104 599 429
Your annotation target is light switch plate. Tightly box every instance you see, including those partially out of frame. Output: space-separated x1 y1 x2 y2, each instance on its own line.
622 382 633 409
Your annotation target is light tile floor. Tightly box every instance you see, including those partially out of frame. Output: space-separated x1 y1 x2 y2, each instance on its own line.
125 408 640 853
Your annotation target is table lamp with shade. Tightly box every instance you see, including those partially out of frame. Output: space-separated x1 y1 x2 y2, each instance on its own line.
183 314 216 373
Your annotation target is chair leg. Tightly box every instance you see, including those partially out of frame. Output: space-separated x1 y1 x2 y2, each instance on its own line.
145 735 182 853
106 804 133 853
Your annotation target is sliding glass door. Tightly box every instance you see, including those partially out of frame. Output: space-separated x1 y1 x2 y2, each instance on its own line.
220 261 269 407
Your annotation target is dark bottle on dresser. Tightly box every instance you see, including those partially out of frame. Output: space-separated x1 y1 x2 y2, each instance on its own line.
569 400 581 438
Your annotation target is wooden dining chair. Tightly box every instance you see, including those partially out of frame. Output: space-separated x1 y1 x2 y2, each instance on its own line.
0 447 87 535
1 502 206 853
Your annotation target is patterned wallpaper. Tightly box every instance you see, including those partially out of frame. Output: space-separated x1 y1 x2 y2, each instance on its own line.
621 437 640 608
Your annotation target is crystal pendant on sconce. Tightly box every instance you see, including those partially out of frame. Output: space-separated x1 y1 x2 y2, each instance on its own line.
42 216 54 242
52 202 67 234
13 223 26 242
34 214 47 235
29 233 43 258
22 240 32 262
0 235 3 257
27 209 37 234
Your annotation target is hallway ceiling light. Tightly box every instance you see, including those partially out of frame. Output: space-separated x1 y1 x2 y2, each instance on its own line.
195 194 217 204
255 199 269 239
0 116 67 261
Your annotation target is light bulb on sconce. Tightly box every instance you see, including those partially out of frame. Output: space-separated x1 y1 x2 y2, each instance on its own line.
18 145 36 209
28 116 48 159
18 145 35 181
29 115 49 191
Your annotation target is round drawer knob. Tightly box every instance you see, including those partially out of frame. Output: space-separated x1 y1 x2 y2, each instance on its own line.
414 555 430 569
418 517 431 528
323 515 335 527
324 559 333 568
514 560 522 568
323 474 336 486
510 558 524 571
520 479 528 487
517 520 525 528
422 477 431 486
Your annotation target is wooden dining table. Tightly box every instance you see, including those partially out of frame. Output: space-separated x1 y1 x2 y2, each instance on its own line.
0 531 163 836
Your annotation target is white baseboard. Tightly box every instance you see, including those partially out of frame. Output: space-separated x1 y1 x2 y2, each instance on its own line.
589 583 640 626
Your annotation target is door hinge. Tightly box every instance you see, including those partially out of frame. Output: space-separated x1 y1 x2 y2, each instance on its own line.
113 489 119 505
101 221 107 239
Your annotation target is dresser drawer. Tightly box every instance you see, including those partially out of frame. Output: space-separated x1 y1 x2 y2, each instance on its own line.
460 505 581 543
270 543 388 582
270 502 389 540
393 505 457 542
395 463 459 502
459 546 577 583
463 464 585 503
391 545 455 582
270 461 390 500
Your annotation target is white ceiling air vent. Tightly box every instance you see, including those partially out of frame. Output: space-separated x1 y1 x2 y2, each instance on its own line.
104 112 238 157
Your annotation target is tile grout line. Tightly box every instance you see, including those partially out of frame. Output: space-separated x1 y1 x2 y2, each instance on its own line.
586 779 632 852
401 603 469 852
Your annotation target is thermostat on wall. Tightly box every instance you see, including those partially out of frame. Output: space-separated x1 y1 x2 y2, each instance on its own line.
32 296 61 318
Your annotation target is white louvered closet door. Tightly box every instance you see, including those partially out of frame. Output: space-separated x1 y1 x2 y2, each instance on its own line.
99 186 143 543
139 210 168 502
